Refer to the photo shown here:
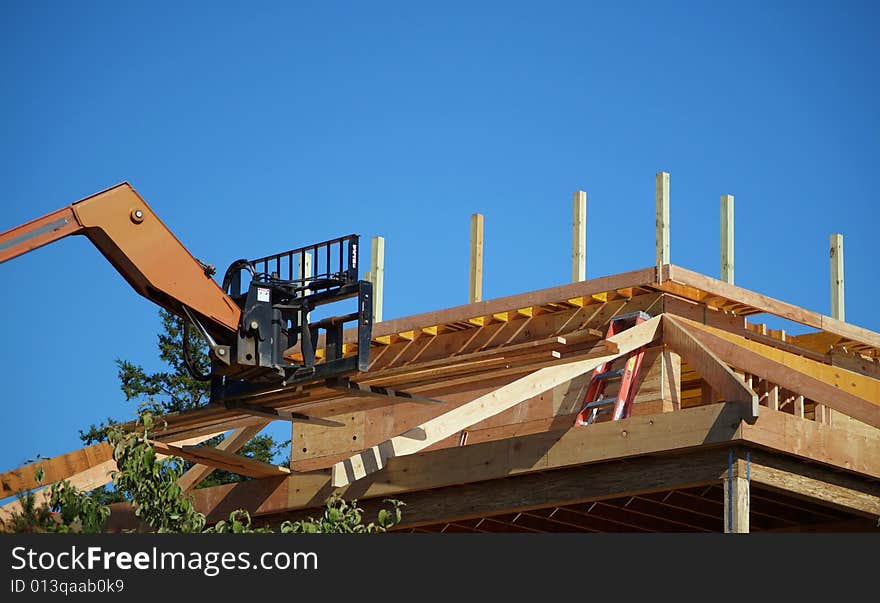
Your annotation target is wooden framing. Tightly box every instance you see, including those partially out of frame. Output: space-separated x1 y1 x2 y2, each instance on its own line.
830 233 844 321
662 314 758 420
720 194 734 284
675 316 880 428
655 172 670 266
330 315 662 487
469 213 484 303
572 190 586 282
4 257 880 532
178 422 269 492
371 235 385 323
178 403 879 528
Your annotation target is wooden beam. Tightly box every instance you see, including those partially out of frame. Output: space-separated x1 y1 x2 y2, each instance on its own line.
0 442 113 498
0 460 117 523
655 172 670 266
178 422 270 492
662 314 759 420
290 450 732 531
325 378 446 406
151 441 290 479
720 194 734 284
661 264 880 350
331 315 662 486
741 406 880 480
830 233 844 321
469 213 484 303
221 400 345 427
371 235 385 323
746 449 880 517
572 190 586 282
190 403 745 521
675 317 880 429
0 428 228 498
0 430 224 521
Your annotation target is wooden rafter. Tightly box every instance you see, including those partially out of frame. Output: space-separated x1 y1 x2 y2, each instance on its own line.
330 315 662 487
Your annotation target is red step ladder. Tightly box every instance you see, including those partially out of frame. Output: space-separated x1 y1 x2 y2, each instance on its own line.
575 311 651 426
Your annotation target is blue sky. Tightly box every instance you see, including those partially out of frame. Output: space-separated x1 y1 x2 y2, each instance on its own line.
1 2 878 476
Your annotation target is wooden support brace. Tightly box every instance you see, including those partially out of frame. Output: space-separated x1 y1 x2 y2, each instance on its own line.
331 315 662 487
662 314 759 420
178 422 270 492
723 474 750 533
151 441 291 479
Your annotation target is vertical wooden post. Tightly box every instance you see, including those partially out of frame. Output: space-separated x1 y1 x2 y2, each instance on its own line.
469 213 484 303
655 172 670 267
830 233 844 321
815 404 833 426
370 236 385 323
572 190 587 282
720 194 734 284
766 383 779 411
793 395 805 418
724 474 750 533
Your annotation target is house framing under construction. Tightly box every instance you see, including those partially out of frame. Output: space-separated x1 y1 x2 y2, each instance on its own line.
2 176 878 533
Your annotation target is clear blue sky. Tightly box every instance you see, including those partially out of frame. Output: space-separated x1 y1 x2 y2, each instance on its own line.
1 2 878 476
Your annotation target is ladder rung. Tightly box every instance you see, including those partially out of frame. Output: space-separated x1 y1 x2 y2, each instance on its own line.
584 397 618 409
593 368 625 381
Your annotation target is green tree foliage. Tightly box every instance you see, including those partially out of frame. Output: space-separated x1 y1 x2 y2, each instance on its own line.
2 410 402 534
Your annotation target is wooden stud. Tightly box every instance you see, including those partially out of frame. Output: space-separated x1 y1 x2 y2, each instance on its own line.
655 172 670 266
572 190 587 282
469 213 484 303
815 404 832 426
794 395 805 418
720 194 734 284
830 233 844 321
371 236 385 323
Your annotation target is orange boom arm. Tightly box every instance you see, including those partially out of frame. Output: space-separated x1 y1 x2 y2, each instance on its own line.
0 183 241 339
